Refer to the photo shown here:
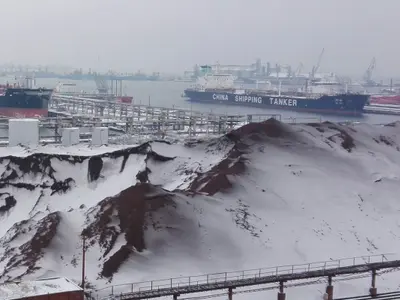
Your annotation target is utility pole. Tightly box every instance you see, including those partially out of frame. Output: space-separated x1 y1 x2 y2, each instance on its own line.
81 236 86 290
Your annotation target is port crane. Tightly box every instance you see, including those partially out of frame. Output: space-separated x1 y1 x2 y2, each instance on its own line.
295 63 303 76
310 48 325 80
363 57 376 85
93 73 109 94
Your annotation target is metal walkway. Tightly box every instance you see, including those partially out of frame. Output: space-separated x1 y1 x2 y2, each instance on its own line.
334 291 400 300
94 254 400 300
50 94 283 137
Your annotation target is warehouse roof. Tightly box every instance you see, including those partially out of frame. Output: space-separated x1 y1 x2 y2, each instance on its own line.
0 277 82 300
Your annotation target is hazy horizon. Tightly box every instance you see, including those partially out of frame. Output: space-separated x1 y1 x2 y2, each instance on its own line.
0 0 398 78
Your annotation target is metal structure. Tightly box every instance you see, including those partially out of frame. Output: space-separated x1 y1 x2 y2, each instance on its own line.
93 254 399 300
335 291 400 300
93 73 110 94
311 48 325 80
50 94 283 138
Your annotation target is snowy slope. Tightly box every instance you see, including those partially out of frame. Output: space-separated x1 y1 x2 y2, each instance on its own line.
1 119 400 299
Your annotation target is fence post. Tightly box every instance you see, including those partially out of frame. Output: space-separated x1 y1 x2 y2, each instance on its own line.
171 278 173 288
225 272 227 281
207 274 209 284
131 283 134 292
111 286 114 295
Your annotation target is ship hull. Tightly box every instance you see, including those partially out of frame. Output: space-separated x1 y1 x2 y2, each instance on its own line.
0 88 52 118
0 108 48 117
184 89 369 116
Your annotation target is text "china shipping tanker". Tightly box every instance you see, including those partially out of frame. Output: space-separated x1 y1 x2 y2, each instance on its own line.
182 73 369 116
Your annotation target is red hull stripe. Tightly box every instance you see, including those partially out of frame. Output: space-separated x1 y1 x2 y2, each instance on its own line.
0 108 48 118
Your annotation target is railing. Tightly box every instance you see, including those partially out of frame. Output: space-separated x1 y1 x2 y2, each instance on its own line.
94 253 394 298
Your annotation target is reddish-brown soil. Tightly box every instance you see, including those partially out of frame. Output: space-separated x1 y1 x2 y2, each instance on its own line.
324 123 356 152
1 212 61 280
188 118 291 196
81 183 175 278
226 118 290 142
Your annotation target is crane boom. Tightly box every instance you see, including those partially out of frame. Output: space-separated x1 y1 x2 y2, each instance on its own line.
311 48 325 79
363 57 376 82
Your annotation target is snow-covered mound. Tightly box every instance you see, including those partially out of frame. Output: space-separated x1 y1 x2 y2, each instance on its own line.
1 119 400 299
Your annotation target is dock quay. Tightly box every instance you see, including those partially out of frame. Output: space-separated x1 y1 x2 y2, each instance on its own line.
364 104 400 116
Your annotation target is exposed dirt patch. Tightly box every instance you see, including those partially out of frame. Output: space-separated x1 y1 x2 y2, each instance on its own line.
379 135 394 146
0 193 17 213
187 119 292 195
82 183 175 278
377 135 400 151
189 147 247 196
0 212 61 280
0 143 176 196
50 178 75 195
340 133 355 152
226 118 290 142
146 151 176 162
325 123 355 152
136 167 151 183
306 123 326 133
88 156 103 182
101 245 132 278
384 122 400 127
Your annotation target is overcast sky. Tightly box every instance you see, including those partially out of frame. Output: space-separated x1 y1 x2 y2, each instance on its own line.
0 0 398 77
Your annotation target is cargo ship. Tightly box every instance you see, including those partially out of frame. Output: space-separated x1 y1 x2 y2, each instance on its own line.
183 73 369 116
369 87 400 106
0 83 53 117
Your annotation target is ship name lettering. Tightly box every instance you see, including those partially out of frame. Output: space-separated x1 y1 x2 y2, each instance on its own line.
269 98 297 106
234 95 262 103
212 94 228 101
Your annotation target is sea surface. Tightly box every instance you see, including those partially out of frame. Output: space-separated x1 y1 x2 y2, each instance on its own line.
3 77 400 125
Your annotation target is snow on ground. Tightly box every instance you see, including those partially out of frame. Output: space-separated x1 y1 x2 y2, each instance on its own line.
0 277 81 300
0 144 138 157
1 119 400 299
